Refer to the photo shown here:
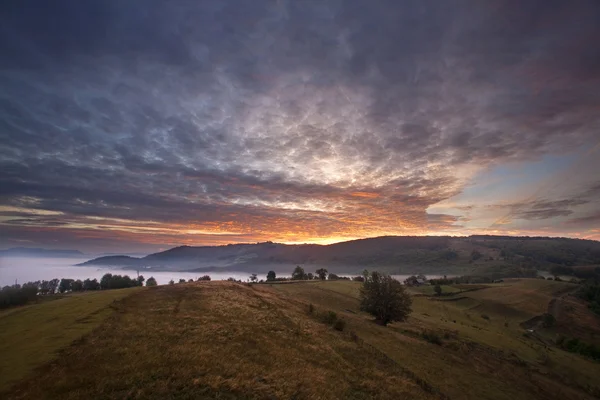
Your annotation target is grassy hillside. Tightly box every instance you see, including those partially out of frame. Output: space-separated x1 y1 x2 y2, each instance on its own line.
2 279 600 399
3 283 436 400
0 288 141 391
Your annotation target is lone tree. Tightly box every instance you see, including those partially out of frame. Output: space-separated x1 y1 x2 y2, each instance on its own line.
359 271 412 325
292 266 306 280
249 273 258 283
266 271 276 281
434 284 442 296
146 277 158 286
316 268 328 280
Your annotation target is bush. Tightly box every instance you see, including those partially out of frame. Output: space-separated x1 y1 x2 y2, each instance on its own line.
321 311 338 325
577 280 600 315
421 330 443 345
481 314 490 320
308 303 315 314
557 336 600 361
333 319 346 331
146 277 158 286
542 313 556 327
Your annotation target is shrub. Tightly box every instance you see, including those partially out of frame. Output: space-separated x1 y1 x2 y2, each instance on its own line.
146 277 158 286
481 314 490 320
333 319 346 331
322 311 338 325
308 303 315 314
542 313 556 327
421 330 443 345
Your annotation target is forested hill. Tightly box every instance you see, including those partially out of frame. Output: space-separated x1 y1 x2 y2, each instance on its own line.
78 235 600 275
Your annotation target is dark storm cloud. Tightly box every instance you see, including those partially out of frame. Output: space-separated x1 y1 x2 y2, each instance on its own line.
1 0 600 249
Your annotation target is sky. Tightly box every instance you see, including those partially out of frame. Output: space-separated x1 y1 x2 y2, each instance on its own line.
1 0 599 254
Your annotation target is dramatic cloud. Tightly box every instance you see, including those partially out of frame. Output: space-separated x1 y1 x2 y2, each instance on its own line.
1 0 599 252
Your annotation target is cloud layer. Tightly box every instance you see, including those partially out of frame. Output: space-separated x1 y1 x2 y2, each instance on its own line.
1 0 599 251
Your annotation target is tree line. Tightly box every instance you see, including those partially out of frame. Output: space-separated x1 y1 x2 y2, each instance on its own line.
259 266 366 282
0 273 159 309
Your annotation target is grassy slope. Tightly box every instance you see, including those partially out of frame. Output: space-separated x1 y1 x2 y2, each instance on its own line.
273 279 600 400
0 288 141 391
2 279 599 400
3 283 435 400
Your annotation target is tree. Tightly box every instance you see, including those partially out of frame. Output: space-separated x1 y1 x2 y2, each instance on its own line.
266 271 276 281
307 272 314 280
292 266 306 280
39 280 51 295
48 278 59 294
137 275 145 286
197 275 211 281
83 278 100 291
58 278 74 293
100 273 113 290
71 279 84 292
328 273 340 280
249 273 258 283
434 284 442 296
359 271 412 326
146 277 158 286
178 278 186 284
169 279 175 285
316 268 328 280
188 279 194 283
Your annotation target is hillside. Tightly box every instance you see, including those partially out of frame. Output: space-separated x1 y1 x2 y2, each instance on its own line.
1 279 599 399
79 235 600 276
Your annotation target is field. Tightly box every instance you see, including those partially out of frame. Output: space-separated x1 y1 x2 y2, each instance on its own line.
0 288 142 391
1 279 599 399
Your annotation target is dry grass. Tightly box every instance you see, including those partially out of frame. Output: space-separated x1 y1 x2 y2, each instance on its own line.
3 282 435 400
3 279 599 400
275 279 600 400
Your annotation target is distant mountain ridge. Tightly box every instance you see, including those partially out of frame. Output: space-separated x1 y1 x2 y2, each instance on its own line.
0 247 84 258
78 235 600 276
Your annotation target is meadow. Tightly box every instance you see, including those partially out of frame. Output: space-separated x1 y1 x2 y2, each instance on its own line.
1 278 599 399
